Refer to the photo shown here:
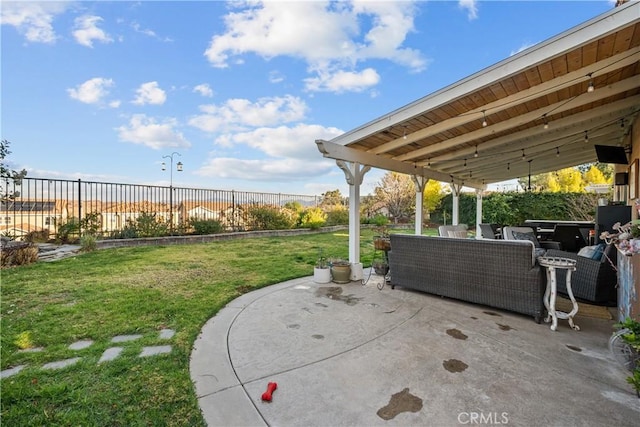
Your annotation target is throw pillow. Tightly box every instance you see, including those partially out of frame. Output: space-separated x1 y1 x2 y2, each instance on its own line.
448 230 468 238
578 243 605 260
511 231 541 248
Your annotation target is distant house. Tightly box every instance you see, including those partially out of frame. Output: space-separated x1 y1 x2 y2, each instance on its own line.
0 199 67 240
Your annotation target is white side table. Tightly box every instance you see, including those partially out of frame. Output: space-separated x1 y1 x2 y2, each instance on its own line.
538 256 579 331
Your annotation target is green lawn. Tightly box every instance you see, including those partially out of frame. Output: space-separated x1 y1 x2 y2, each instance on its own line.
1 227 437 425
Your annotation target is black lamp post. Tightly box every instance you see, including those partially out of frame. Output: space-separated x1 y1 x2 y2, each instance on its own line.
162 152 183 231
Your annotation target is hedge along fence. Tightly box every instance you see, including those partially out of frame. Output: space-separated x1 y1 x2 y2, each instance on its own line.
431 192 602 226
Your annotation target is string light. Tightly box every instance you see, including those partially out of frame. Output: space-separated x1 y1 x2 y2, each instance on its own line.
522 149 526 160
474 146 479 158
543 114 549 129
427 158 431 167
584 130 589 143
403 126 407 140
482 110 488 127
507 163 510 171
556 147 560 157
464 158 467 167
587 73 595 93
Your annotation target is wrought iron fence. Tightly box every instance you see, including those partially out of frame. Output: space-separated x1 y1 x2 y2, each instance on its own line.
0 177 321 240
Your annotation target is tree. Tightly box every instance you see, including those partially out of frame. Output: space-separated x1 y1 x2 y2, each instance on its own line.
0 139 27 201
373 172 415 223
422 179 444 220
319 189 345 210
555 168 583 192
583 164 609 187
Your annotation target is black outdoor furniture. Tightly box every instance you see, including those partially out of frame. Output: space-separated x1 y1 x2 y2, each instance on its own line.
545 245 618 306
479 223 502 239
389 234 546 322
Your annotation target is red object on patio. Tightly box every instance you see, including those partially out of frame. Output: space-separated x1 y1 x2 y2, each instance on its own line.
261 382 277 402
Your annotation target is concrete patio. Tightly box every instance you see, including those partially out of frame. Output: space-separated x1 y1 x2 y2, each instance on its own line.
190 271 639 426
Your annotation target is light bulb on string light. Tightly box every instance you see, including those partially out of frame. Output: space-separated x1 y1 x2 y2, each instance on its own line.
587 73 595 93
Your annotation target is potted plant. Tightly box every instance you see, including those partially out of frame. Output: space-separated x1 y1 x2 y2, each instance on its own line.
313 249 331 284
329 258 351 284
372 260 389 276
610 317 640 397
372 215 391 252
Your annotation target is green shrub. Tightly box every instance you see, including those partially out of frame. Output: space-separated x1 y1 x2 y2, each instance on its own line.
132 212 169 237
371 213 390 227
246 205 296 230
325 208 349 226
80 234 97 252
300 207 326 229
81 212 102 236
24 229 49 243
190 218 224 235
56 217 80 243
110 225 138 239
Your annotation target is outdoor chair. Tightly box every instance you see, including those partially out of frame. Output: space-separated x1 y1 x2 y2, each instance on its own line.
438 224 469 238
545 244 618 306
552 224 588 253
479 223 502 239
502 226 562 255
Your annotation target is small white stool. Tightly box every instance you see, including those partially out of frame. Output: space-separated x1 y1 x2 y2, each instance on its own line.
538 256 579 331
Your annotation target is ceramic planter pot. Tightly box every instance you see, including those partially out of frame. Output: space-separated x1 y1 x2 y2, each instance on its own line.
313 267 331 284
331 262 351 284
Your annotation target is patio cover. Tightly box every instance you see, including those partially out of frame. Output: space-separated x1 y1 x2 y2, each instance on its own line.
315 2 640 273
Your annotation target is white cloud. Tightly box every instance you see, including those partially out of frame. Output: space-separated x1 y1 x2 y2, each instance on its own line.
73 15 113 48
67 77 114 104
131 21 173 42
193 84 214 97
203 1 426 92
268 70 285 84
0 2 69 43
132 81 166 105
189 95 308 133
304 68 380 93
218 124 343 160
195 123 342 182
458 0 479 21
195 157 333 182
116 114 191 150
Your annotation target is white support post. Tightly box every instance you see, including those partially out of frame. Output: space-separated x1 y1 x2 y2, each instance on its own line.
475 189 483 239
412 175 427 235
450 183 463 225
336 160 371 281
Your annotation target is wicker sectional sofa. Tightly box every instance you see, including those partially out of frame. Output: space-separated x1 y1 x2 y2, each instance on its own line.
389 234 546 322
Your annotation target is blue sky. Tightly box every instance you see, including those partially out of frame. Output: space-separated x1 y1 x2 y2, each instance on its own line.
1 0 617 196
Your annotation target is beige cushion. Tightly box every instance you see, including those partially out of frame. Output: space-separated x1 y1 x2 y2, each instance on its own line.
448 230 468 238
438 224 468 237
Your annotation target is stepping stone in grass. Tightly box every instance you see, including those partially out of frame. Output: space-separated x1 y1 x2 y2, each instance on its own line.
1 365 26 379
42 357 81 370
69 340 94 350
111 334 143 343
98 347 124 363
159 329 175 339
139 346 172 357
